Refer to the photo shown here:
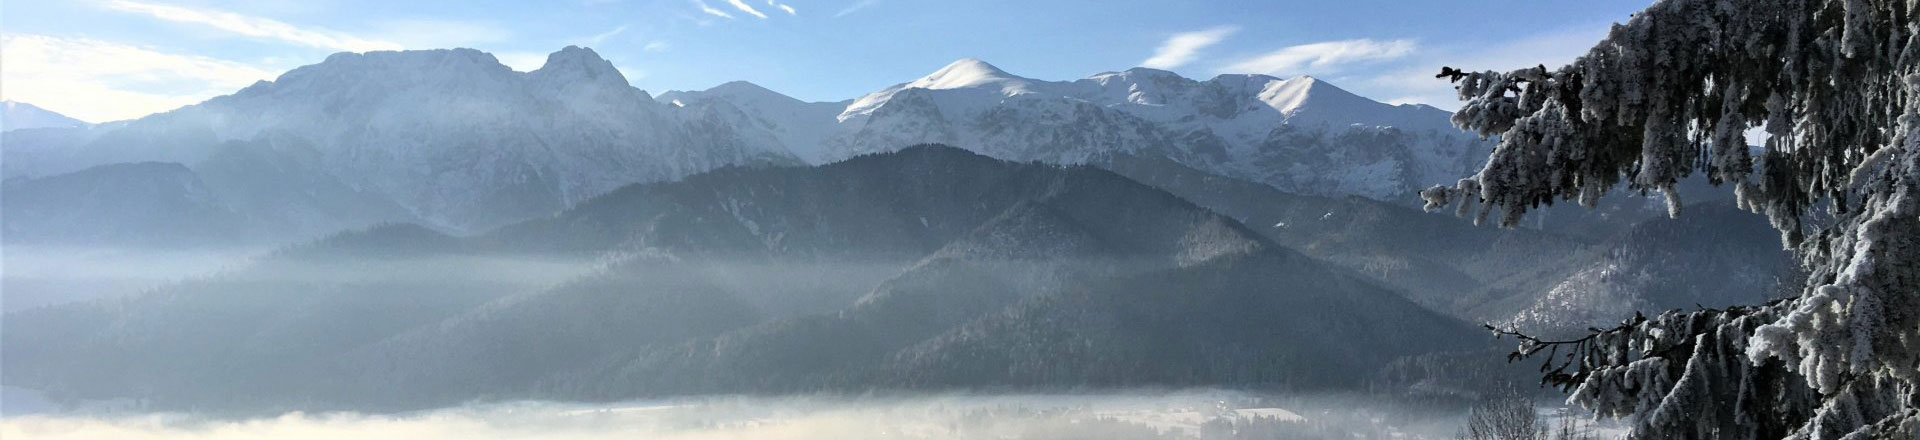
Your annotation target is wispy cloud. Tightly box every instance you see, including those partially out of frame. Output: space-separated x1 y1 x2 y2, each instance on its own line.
768 0 797 15
695 0 735 19
1224 38 1416 76
1140 26 1237 69
834 0 878 17
726 0 769 18
643 40 671 52
100 0 402 52
616 66 648 82
586 25 629 45
0 34 278 122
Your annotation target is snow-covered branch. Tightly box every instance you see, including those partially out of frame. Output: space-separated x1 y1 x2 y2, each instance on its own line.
1429 0 1919 438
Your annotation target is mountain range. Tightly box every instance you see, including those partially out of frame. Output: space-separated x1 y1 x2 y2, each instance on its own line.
2 46 1488 237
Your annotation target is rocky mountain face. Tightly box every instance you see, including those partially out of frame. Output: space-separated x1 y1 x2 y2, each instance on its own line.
1499 202 1798 335
2 146 1479 412
1100 153 1796 325
1 162 245 246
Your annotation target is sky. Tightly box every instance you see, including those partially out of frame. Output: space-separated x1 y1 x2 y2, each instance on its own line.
2 0 1650 123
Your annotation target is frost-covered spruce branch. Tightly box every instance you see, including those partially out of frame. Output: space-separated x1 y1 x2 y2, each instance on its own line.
1424 0 1918 439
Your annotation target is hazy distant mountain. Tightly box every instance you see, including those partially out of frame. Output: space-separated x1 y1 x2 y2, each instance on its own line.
1095 153 1792 334
2 101 88 131
880 249 1473 390
3 146 1479 412
0 138 420 246
0 224 586 410
1098 154 1588 315
1499 202 1797 335
188 137 421 239
1 162 246 246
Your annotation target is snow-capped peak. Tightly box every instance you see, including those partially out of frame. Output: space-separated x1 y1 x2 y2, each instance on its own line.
841 58 1037 120
1252 75 1457 132
912 58 1024 90
704 81 802 104
1260 75 1349 115
531 46 626 85
256 48 520 99
1088 67 1189 84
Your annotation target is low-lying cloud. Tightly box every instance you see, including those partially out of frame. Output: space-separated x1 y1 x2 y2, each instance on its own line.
1 392 1472 440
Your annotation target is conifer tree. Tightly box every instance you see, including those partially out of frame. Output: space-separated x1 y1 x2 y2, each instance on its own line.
1425 1 1918 438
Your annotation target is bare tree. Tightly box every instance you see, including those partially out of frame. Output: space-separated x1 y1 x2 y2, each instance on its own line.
1460 385 1548 440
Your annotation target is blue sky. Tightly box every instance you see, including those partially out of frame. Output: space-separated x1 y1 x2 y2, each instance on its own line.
3 0 1648 122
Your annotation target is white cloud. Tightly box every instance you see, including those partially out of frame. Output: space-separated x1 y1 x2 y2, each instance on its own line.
1223 38 1416 76
764 1 794 15
643 40 671 52
695 0 735 19
585 25 630 45
0 34 278 122
100 0 402 52
834 0 879 17
1140 26 1237 69
768 0 797 15
726 0 769 18
494 51 552 72
0 392 1457 440
616 66 648 82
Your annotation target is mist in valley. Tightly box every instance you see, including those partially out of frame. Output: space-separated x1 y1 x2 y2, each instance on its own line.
3 391 1500 440
1 246 264 313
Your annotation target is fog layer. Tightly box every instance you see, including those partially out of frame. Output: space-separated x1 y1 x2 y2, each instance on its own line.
0 391 1470 440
